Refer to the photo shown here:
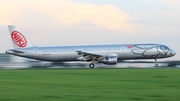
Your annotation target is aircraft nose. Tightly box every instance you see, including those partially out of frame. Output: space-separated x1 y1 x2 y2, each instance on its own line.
171 50 176 56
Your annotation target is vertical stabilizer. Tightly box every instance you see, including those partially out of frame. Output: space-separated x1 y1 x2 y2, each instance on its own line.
8 25 34 49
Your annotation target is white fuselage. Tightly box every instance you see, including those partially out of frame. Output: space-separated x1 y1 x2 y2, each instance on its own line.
6 44 176 62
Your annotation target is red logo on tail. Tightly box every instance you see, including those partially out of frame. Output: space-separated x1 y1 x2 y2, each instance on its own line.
11 31 27 48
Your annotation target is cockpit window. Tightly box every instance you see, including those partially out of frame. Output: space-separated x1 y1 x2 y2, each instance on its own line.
160 46 169 50
159 46 170 53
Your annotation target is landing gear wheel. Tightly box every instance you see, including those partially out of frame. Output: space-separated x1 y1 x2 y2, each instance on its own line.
155 59 159 67
155 64 159 67
89 63 95 68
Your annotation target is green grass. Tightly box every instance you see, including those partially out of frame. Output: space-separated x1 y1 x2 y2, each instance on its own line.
0 68 180 101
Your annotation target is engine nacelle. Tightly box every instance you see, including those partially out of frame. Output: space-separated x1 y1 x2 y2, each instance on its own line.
103 55 117 65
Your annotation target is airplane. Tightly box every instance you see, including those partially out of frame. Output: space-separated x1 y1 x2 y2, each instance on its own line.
6 25 176 68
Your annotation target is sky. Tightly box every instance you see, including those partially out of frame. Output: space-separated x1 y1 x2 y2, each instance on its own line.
0 0 180 60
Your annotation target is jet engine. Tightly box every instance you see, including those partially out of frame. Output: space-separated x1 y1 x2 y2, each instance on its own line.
103 55 117 65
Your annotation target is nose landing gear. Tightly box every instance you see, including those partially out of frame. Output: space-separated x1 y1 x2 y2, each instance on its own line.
155 59 159 67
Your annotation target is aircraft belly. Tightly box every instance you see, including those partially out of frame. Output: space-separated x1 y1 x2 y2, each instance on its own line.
62 52 79 61
117 50 151 59
118 50 135 59
38 52 78 61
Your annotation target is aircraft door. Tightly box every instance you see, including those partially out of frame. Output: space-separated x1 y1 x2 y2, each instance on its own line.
33 48 39 59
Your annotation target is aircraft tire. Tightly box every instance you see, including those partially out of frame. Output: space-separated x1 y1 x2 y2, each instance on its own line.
89 63 95 68
155 64 159 67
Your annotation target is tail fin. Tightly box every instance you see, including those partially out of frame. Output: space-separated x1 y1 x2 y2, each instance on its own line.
8 25 34 49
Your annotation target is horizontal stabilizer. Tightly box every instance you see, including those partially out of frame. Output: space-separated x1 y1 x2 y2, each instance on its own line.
10 49 24 53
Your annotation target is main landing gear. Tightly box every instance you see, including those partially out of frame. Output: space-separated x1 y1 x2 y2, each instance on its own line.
155 59 159 67
89 63 95 68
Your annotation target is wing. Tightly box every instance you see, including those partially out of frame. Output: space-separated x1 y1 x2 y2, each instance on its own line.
76 51 103 62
